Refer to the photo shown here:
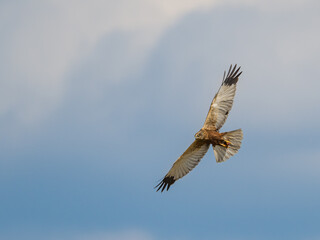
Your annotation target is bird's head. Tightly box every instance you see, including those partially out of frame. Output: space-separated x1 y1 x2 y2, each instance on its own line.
194 129 205 140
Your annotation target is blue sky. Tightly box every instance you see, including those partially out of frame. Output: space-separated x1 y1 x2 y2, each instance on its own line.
1 0 320 239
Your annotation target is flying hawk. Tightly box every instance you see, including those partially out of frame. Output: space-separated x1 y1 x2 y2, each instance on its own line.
155 64 243 192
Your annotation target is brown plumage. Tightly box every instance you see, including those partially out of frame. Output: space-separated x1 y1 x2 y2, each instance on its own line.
155 64 243 192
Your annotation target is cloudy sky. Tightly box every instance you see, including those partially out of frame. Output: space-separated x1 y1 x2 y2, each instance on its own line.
1 0 320 239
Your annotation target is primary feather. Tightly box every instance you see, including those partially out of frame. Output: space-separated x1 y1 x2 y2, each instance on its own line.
203 65 242 131
155 140 210 192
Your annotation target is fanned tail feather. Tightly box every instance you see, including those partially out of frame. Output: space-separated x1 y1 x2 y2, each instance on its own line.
213 129 243 163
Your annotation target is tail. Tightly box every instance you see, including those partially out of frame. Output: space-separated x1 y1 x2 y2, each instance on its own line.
213 129 243 163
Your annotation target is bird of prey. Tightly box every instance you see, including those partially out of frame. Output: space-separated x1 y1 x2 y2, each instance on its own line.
155 64 243 192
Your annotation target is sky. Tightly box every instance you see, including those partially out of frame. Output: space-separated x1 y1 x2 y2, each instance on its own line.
1 0 320 239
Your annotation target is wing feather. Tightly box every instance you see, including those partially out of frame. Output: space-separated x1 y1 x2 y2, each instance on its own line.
155 140 210 192
203 64 242 131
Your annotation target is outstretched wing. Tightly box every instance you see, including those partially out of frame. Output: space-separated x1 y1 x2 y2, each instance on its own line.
203 65 242 131
155 140 210 192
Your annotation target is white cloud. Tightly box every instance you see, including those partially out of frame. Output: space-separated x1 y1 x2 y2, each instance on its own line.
0 229 155 240
65 229 154 240
0 0 217 129
217 0 316 11
1 0 319 134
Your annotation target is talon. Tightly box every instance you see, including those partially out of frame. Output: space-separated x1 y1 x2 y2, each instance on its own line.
220 143 227 148
220 140 231 148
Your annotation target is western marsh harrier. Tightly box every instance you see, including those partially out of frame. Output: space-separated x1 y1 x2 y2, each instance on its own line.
156 65 243 192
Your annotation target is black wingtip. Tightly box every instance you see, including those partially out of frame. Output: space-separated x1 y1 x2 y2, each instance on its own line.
223 64 242 86
155 176 175 192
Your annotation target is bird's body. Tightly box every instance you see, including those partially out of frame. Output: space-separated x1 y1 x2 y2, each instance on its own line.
156 65 243 192
195 128 229 147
